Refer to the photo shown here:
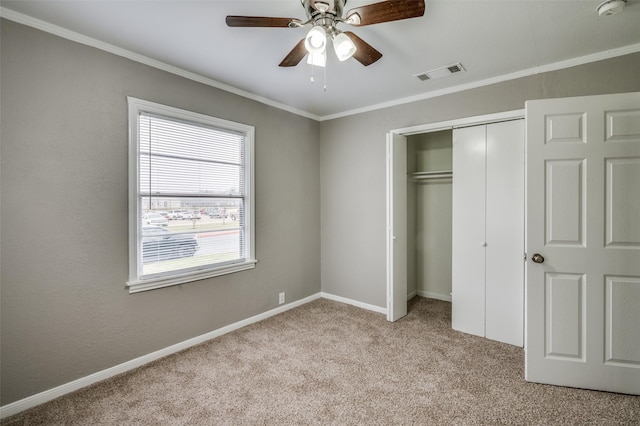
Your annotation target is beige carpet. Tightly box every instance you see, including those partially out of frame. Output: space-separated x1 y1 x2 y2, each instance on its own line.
3 297 639 425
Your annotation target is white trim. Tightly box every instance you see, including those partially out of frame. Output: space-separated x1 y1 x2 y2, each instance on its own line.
416 291 452 303
386 133 392 320
0 293 323 420
0 7 320 121
320 43 640 121
2 6 639 122
385 132 396 322
126 97 256 293
393 110 525 136
126 260 258 293
320 292 387 315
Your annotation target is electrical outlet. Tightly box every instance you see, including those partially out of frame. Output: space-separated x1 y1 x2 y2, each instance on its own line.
279 292 285 305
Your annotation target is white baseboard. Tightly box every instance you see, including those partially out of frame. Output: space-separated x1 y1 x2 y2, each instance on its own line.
320 292 387 315
416 290 452 302
407 290 417 300
1 292 391 418
0 293 322 420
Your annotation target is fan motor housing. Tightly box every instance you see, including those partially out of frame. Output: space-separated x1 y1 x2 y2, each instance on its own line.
303 0 346 19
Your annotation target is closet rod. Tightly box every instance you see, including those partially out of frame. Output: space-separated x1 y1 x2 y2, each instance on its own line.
409 170 453 181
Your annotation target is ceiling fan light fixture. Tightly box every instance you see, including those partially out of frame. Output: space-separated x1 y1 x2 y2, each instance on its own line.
333 32 357 61
596 0 627 16
307 50 327 67
305 26 327 54
227 0 426 70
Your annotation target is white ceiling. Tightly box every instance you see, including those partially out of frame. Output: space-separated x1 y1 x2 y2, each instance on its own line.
2 0 640 120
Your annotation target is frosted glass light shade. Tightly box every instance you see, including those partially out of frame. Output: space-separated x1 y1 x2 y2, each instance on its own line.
307 50 326 67
304 26 327 54
333 32 357 61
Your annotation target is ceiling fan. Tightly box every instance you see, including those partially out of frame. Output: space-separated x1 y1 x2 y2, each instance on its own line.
226 0 426 68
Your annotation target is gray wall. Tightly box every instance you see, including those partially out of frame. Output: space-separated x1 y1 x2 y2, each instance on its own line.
319 52 640 309
0 20 321 405
2 15 640 408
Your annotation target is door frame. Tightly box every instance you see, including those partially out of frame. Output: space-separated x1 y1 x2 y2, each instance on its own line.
386 109 524 322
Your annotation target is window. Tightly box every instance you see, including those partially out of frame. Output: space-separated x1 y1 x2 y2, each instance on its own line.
127 98 255 293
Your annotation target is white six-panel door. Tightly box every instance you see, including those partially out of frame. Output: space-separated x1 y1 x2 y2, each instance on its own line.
525 92 640 394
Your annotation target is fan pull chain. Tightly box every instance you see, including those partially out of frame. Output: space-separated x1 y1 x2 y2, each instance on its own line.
323 60 327 91
308 51 327 91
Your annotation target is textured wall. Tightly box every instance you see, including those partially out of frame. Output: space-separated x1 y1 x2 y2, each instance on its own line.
0 19 321 405
319 52 640 308
3 15 640 408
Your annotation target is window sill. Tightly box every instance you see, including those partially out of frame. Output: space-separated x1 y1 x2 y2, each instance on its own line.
126 260 257 294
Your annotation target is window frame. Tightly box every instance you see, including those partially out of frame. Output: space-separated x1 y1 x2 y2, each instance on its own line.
127 97 255 293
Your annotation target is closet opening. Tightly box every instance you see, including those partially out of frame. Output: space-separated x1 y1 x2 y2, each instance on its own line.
407 130 453 304
386 110 525 341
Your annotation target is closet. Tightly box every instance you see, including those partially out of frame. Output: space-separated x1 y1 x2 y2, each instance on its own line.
451 120 524 346
407 130 453 302
406 120 524 347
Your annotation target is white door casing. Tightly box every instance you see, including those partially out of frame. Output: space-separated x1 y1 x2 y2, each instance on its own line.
386 111 524 323
525 92 640 394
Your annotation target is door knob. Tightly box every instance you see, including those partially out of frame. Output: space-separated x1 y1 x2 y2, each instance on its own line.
532 253 545 264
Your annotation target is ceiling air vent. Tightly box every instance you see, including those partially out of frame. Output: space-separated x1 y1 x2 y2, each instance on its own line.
414 63 466 82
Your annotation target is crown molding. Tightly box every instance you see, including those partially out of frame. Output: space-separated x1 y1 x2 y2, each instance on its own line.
320 42 640 121
0 7 321 121
2 7 639 122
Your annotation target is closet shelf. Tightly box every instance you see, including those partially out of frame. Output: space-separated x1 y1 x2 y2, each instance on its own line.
408 170 453 181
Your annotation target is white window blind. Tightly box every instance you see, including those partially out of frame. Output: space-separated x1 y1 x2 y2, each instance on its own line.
127 98 255 293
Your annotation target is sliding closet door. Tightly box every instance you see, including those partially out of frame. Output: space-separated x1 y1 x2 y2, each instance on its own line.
485 120 525 346
452 125 486 338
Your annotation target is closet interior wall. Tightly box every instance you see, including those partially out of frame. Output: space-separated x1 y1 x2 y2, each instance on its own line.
407 130 453 302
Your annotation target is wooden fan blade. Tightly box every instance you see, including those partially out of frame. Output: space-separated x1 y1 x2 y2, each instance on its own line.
226 16 299 28
345 0 425 26
279 39 308 67
344 32 382 66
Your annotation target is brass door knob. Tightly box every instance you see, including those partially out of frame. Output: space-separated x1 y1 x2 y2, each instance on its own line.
532 253 545 264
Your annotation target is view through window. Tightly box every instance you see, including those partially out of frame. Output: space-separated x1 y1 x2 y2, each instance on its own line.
128 98 255 292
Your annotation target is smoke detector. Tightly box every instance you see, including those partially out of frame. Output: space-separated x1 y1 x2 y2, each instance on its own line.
596 0 627 16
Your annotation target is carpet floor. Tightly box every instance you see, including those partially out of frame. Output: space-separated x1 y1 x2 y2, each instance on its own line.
3 297 639 425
